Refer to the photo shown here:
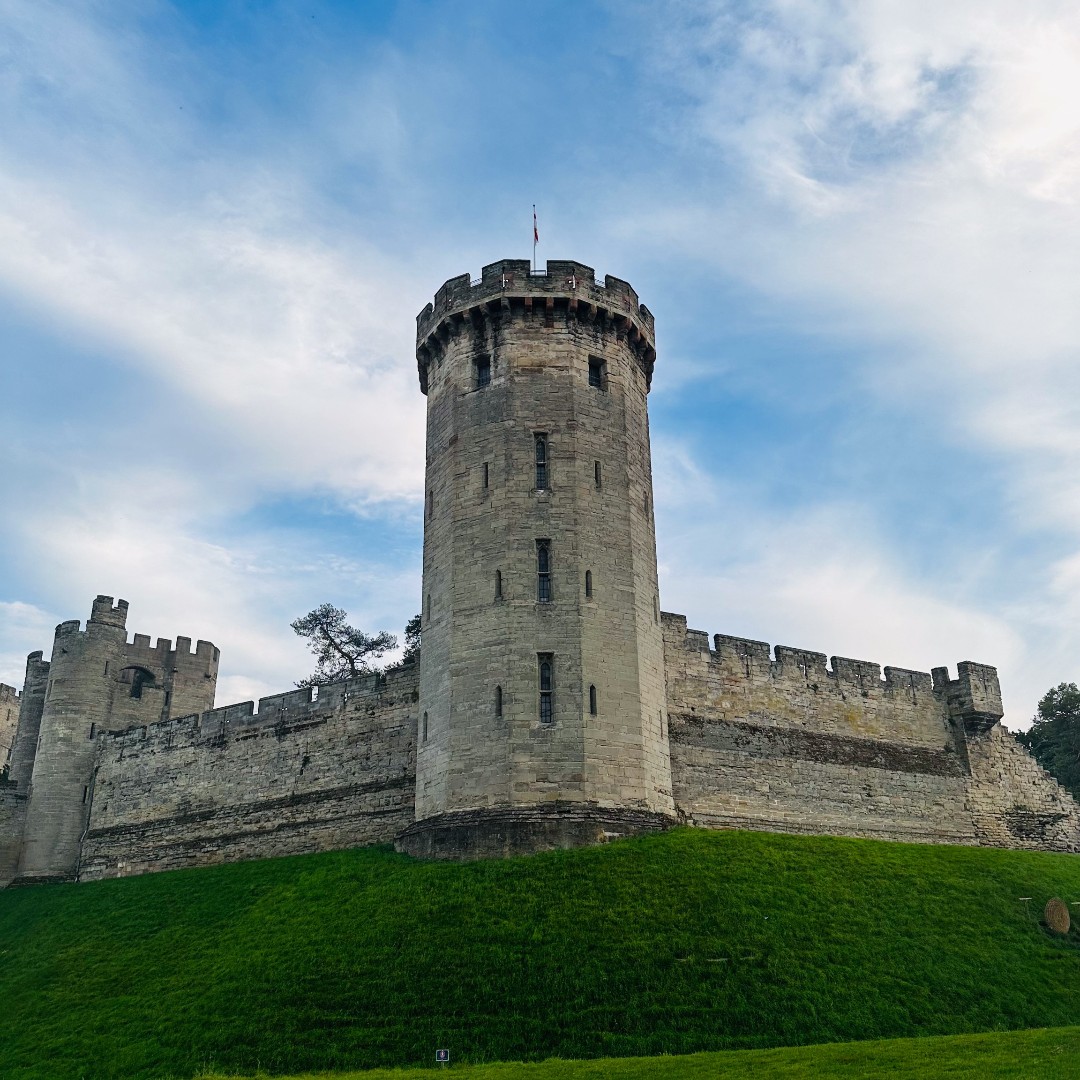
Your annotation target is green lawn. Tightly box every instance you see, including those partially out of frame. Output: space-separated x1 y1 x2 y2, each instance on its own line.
1 828 1080 1078
203 1026 1080 1079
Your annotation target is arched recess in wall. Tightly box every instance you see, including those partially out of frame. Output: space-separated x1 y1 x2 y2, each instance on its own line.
120 666 156 699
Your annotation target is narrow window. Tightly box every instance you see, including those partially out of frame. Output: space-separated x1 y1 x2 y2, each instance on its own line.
483 462 489 489
426 593 432 620
89 723 96 740
537 540 552 602
426 491 433 520
588 357 606 389
594 460 602 489
422 712 429 742
82 786 89 804
539 655 554 724
495 570 502 600
103 661 109 676
589 685 597 716
475 354 491 388
659 709 665 737
585 570 593 599
535 434 548 490
495 685 503 717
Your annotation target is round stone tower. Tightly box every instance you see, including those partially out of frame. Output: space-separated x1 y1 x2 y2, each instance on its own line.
16 596 129 883
397 259 675 858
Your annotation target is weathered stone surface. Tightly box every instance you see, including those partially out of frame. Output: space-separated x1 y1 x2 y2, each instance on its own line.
663 614 1080 851
415 260 674 850
0 682 19 769
79 665 417 880
396 803 671 860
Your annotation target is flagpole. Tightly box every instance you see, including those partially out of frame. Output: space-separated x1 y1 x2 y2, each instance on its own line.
532 204 537 272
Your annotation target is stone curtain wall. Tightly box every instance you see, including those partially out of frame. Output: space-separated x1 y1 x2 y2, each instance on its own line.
662 613 1080 850
79 665 419 881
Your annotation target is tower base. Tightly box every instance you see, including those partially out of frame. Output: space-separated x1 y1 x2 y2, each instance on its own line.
394 802 674 860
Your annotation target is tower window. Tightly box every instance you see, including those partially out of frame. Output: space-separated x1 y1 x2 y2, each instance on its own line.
594 460 602 489
535 434 548 490
539 654 554 724
89 723 96 740
585 570 593 599
588 356 606 389
495 685 503 717
483 462 489 489
537 540 552 602
426 491 433 520
495 570 502 600
589 685 597 716
422 712 429 742
427 593 432 620
475 354 491 388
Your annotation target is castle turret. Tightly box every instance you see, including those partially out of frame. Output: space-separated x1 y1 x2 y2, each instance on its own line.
397 259 675 858
16 596 131 883
7 653 48 790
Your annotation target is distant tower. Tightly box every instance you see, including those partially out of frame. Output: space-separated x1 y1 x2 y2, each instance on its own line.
398 259 675 857
16 596 132 883
14 596 219 884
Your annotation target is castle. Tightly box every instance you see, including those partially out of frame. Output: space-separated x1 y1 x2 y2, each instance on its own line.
2 259 1079 886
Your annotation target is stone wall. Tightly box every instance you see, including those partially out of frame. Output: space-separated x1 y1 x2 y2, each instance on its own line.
79 664 418 881
966 725 1080 850
0 683 19 767
0 788 27 886
662 613 1080 851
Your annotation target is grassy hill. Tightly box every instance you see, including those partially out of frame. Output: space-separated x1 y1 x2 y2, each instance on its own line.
202 1026 1080 1079
1 828 1080 1079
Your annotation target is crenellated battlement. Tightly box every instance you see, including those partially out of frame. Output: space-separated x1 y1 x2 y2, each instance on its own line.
124 633 219 663
90 595 128 629
415 259 656 394
666 616 943 698
100 663 418 749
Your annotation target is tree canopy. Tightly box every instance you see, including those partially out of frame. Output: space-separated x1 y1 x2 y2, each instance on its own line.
1017 682 1080 801
291 604 397 688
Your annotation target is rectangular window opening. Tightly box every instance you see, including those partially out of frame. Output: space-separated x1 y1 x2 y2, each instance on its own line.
588 356 607 389
594 460 602 489
539 654 554 725
536 540 552 603
535 434 548 490
483 462 489 489
475 354 491 388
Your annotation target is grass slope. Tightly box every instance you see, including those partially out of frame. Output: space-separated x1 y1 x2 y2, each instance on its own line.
204 1026 1080 1080
1 828 1080 1079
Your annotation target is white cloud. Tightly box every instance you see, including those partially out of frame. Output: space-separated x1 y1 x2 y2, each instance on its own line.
653 440 1039 725
0 601 57 687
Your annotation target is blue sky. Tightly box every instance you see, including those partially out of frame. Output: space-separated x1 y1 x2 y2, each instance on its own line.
3 0 1080 726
